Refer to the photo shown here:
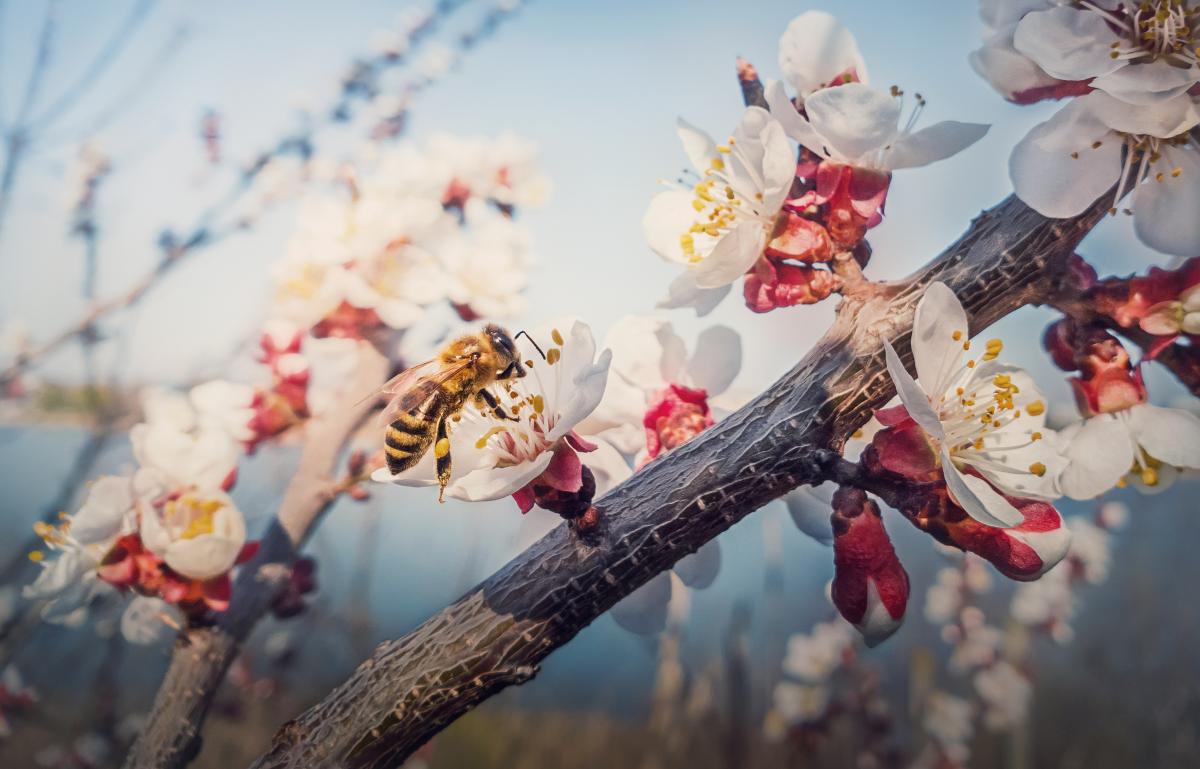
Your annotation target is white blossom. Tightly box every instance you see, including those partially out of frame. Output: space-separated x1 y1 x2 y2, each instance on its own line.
884 283 1064 528
643 108 794 314
1056 402 1200 498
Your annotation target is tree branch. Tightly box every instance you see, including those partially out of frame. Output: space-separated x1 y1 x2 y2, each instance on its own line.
243 190 1110 769
121 342 389 769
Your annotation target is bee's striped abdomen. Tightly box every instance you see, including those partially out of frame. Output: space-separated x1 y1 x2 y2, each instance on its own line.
384 408 436 474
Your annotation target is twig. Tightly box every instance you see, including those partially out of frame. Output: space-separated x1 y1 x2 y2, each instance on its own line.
120 342 389 769
244 190 1112 769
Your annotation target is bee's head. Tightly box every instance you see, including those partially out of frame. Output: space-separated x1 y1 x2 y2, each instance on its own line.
484 324 524 376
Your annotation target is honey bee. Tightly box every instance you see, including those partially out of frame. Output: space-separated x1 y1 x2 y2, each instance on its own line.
373 324 540 501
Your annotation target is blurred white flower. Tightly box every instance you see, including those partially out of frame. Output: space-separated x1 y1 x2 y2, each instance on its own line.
783 619 855 681
578 315 741 459
120 596 183 645
132 388 240 490
23 475 142 621
946 607 1002 673
974 661 1032 730
139 489 247 581
924 691 975 765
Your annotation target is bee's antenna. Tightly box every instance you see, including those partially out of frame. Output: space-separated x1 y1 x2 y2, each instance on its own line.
515 330 547 361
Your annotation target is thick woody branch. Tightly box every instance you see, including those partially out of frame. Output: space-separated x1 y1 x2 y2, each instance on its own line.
245 191 1111 769
121 343 389 769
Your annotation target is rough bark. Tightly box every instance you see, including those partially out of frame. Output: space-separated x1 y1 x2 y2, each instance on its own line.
121 343 389 769
245 190 1110 769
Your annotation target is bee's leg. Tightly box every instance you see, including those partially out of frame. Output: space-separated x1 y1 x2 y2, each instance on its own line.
434 416 452 503
477 388 519 422
497 360 524 380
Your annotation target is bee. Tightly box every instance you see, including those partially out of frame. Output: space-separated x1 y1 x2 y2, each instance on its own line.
373 324 541 501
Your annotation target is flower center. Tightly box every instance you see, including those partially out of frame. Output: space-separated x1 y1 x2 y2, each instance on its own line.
678 138 769 262
1084 131 1193 215
929 333 1047 472
163 495 225 540
1087 0 1200 65
472 329 567 466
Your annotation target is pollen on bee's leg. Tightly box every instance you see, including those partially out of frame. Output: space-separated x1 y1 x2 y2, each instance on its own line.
434 438 450 458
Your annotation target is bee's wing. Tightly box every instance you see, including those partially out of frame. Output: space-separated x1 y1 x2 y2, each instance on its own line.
375 357 477 427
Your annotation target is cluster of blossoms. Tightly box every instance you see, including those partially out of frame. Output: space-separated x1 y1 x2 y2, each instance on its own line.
1046 257 1200 498
20 127 552 656
972 0 1200 255
273 134 547 337
23 388 254 643
644 11 988 314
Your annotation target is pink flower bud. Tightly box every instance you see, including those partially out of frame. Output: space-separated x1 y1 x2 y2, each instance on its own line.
904 487 1070 582
764 212 832 262
1042 318 1079 372
642 384 713 459
1069 328 1146 416
743 258 840 313
830 487 909 647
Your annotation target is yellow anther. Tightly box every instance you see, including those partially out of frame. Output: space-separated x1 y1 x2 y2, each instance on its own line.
1029 462 1047 477
1026 400 1045 416
28 550 44 562
546 348 561 365
962 341 970 351
551 328 564 346
533 394 545 414
967 360 976 369
475 426 508 449
956 387 965 396
851 429 864 439
1141 466 1159 486
1031 431 1043 441
710 157 725 172
716 144 731 154
952 330 963 341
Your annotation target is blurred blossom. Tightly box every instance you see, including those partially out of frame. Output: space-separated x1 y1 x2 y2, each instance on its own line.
923 691 975 766
416 43 458 80
974 660 1032 730
63 142 111 218
782 619 855 682
120 596 184 645
0 665 37 738
945 608 1001 673
579 315 741 460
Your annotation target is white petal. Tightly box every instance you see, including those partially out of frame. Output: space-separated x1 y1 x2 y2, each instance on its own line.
1009 99 1120 218
885 121 990 170
943 452 1023 529
1132 145 1200 257
448 453 554 502
758 116 799 212
1085 91 1200 139
1127 404 1200 470
883 341 944 440
609 571 671 636
689 221 767 289
23 550 91 601
70 476 133 545
1006 521 1071 579
777 10 867 95
642 190 697 265
980 0 1055 29
911 282 969 400
858 578 904 648
1091 60 1200 106
676 117 717 172
686 325 742 397
785 485 834 547
583 435 633 497
1013 7 1119 81
121 597 181 645
164 534 244 580
140 387 195 431
970 26 1060 101
657 272 730 316
804 83 901 164
1055 415 1136 499
546 321 611 441
765 79 822 149
674 540 720 589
